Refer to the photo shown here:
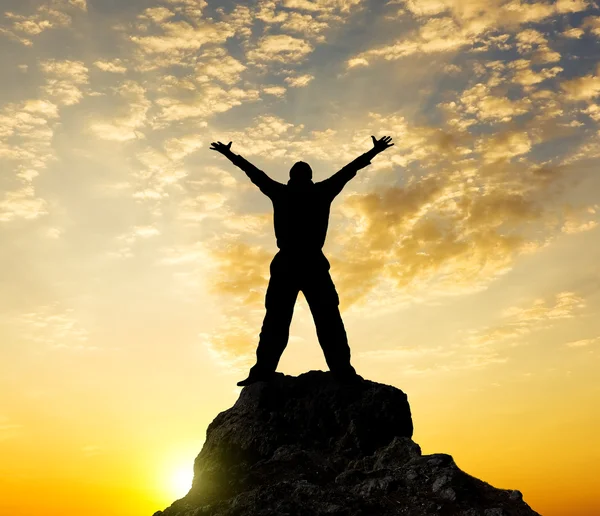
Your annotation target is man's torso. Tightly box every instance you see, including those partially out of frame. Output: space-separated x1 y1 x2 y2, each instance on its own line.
270 182 334 252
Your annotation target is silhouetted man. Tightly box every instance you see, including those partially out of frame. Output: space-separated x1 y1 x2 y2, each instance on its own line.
210 135 394 386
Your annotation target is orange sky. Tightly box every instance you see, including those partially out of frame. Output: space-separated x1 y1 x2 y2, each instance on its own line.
1 0 600 515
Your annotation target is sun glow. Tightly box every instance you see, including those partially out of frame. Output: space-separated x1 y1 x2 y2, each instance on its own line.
168 464 194 499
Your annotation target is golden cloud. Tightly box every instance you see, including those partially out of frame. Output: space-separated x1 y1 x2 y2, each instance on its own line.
346 0 587 67
561 65 600 101
94 59 127 74
40 59 88 106
467 292 586 348
89 80 149 141
247 34 314 63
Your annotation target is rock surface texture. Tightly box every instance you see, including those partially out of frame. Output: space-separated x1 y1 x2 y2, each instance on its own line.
154 371 540 516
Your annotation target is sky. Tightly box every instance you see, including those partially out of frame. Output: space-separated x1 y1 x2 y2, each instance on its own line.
1 0 600 515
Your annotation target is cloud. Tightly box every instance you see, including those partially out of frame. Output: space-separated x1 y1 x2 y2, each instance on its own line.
561 27 584 38
458 83 531 122
255 0 290 23
40 59 89 106
247 34 314 63
46 227 63 239
163 136 203 161
583 103 600 121
479 130 531 162
195 49 246 85
263 85 287 97
121 225 161 242
282 0 363 15
346 16 469 66
331 176 539 305
109 224 162 258
0 186 47 222
281 12 329 41
582 15 600 37
0 0 85 45
0 96 58 222
68 0 87 10
155 83 261 123
509 59 563 87
467 292 586 348
560 65 600 101
12 305 94 351
346 0 587 67
515 29 561 63
565 336 600 347
94 59 127 73
130 8 233 65
115 134 209 206
347 57 369 68
561 205 599 234
194 241 279 362
357 344 507 375
157 240 215 267
220 4 253 40
285 74 315 87
177 192 229 223
199 312 262 370
208 242 272 305
89 81 150 141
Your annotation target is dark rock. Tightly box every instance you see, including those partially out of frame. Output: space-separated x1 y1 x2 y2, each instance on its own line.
153 371 540 516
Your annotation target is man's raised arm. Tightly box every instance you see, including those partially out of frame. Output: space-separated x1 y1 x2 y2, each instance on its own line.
320 135 394 198
210 140 281 197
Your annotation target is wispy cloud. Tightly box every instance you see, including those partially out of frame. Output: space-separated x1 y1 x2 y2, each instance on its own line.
0 0 85 46
346 0 589 67
565 336 600 347
466 292 586 348
12 305 94 351
89 80 149 141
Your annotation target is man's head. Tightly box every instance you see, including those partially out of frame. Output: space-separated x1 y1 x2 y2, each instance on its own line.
289 161 313 183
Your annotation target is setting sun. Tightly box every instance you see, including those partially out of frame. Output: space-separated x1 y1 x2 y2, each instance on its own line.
1 0 600 515
168 464 194 500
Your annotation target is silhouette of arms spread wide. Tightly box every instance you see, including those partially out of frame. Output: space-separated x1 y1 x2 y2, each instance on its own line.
319 135 394 198
209 140 281 197
210 135 393 198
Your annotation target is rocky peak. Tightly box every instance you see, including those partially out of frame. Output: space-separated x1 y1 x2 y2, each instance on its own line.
154 371 539 516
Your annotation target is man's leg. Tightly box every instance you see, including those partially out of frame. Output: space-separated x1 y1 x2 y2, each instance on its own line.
243 261 299 382
302 269 357 379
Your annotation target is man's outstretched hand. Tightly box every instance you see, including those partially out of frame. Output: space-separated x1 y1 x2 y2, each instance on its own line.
371 135 394 153
210 140 233 155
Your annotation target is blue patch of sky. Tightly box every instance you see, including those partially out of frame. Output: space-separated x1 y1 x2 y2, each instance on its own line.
1 0 40 13
88 0 155 16
0 46 41 105
533 128 594 165
555 37 600 79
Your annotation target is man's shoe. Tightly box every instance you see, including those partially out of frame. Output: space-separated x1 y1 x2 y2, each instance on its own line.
236 373 273 387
